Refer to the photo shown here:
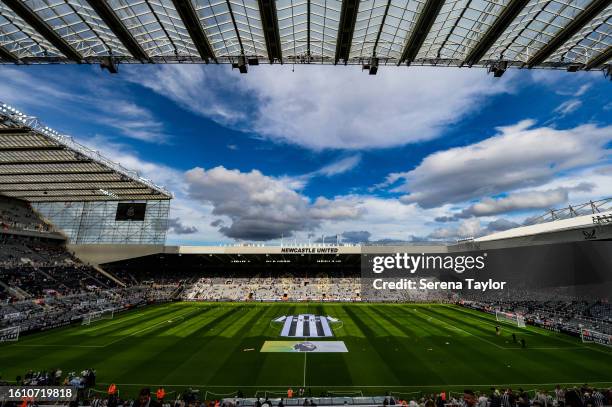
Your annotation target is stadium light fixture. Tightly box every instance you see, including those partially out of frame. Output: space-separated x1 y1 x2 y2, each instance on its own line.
488 61 507 78
232 55 248 74
362 57 379 75
100 56 119 74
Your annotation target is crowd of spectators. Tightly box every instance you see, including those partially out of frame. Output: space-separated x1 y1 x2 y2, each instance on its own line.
0 383 605 407
395 386 612 407
0 285 178 333
218 386 612 407
183 276 360 302
0 196 54 234
462 298 612 336
0 235 117 300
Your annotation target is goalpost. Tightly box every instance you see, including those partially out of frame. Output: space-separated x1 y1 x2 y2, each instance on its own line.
581 328 612 347
82 308 115 325
0 326 20 342
495 310 526 328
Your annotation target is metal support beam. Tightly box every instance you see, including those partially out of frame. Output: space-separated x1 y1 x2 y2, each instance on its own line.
226 0 245 56
526 0 611 68
307 0 311 59
0 179 123 185
398 0 444 65
335 0 359 64
0 146 64 152
0 128 29 134
0 186 152 193
86 0 149 62
372 0 392 55
2 0 83 63
6 188 153 196
16 195 167 202
0 170 114 176
462 0 529 67
0 45 19 62
584 45 612 70
171 0 216 63
258 0 283 63
0 160 93 166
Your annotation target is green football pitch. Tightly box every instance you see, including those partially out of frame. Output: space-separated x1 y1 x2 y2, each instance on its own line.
2 302 611 398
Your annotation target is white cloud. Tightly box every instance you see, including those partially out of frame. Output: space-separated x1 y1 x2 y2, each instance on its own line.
309 196 450 242
454 183 594 218
0 67 169 144
127 64 511 150
184 166 361 240
429 218 483 240
311 155 361 177
428 217 522 240
554 99 582 116
167 218 198 234
384 120 611 208
574 83 592 97
95 101 169 143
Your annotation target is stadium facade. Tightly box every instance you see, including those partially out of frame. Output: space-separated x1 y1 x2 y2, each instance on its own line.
0 0 609 76
0 102 172 245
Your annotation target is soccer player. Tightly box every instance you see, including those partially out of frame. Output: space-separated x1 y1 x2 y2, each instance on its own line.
520 338 526 348
495 325 500 336
512 333 517 343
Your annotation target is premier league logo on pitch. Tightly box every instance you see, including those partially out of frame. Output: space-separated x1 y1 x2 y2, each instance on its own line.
293 342 318 352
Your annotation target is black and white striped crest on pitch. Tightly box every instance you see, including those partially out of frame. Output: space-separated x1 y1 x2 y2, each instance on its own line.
273 314 335 338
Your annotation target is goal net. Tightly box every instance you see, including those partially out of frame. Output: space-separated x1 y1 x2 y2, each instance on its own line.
581 329 612 347
0 326 20 342
82 309 115 325
495 310 526 328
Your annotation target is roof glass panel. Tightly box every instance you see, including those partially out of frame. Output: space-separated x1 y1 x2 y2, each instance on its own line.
416 0 512 61
546 3 611 64
310 0 341 61
107 0 199 57
228 0 268 56
276 0 308 57
23 0 130 57
191 0 243 56
0 1 63 57
375 0 425 59
483 0 593 63
350 0 390 58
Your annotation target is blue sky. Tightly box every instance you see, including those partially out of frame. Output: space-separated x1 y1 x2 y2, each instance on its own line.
0 64 610 245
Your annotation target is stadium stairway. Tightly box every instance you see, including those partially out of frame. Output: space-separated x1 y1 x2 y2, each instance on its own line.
0 280 30 300
92 265 126 288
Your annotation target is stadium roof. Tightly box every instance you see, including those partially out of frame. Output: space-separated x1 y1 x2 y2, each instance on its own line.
0 102 172 202
0 0 609 74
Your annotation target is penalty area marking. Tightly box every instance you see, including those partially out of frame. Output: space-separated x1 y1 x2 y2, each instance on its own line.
102 308 203 347
11 308 202 349
415 308 586 351
440 305 612 355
